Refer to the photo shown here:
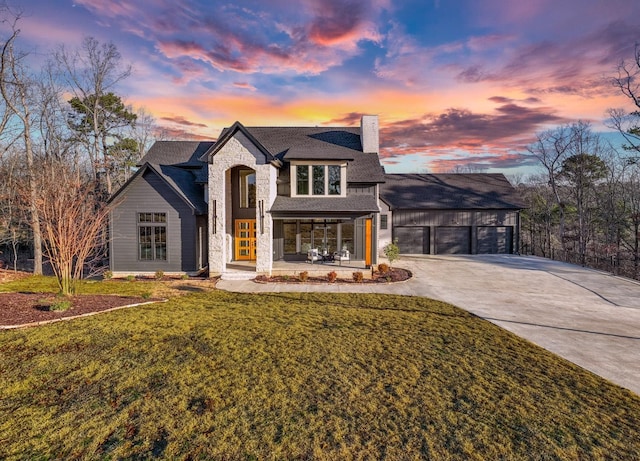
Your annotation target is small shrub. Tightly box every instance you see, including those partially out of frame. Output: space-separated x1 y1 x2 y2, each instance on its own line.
49 299 72 312
352 271 364 283
299 271 309 282
282 275 290 281
327 271 338 283
141 292 152 300
126 275 135 282
384 239 400 267
181 274 189 280
155 270 164 280
103 270 113 280
377 263 390 274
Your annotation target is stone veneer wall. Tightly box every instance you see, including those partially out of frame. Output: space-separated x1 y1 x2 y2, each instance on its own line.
208 132 277 275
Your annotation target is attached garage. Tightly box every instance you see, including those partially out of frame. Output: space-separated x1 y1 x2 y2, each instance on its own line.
435 226 471 254
477 226 512 254
395 226 430 254
380 174 525 256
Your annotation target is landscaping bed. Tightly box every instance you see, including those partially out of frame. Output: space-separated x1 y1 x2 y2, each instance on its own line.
0 293 157 327
255 267 412 283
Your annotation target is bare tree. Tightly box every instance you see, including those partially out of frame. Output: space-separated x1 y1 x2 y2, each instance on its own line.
54 37 134 194
0 10 43 274
611 44 640 157
527 125 573 251
32 158 111 295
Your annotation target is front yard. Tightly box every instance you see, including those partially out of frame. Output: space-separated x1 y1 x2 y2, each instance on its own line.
1 276 639 459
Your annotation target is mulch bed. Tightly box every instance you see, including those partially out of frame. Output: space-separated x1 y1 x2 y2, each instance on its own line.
255 267 412 284
0 293 157 328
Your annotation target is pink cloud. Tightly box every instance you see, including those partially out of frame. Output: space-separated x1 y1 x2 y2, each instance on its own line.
75 0 385 78
232 82 257 91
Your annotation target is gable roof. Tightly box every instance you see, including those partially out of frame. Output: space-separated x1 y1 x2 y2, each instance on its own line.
109 162 206 214
139 141 213 167
200 121 276 163
380 173 525 210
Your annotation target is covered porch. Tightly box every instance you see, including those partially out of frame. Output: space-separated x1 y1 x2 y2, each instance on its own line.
219 258 372 280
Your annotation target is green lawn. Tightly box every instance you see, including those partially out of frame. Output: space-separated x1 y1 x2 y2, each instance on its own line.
1 278 639 459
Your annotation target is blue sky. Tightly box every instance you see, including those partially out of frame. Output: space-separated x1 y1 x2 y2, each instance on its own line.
8 0 640 174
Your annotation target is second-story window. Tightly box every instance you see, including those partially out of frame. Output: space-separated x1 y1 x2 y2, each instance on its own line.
296 165 309 195
312 165 325 195
239 170 256 208
295 164 343 197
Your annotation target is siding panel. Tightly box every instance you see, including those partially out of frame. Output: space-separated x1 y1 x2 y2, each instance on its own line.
110 170 199 273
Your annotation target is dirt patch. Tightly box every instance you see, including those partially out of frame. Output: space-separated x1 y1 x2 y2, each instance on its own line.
0 293 159 328
0 269 31 283
255 268 412 284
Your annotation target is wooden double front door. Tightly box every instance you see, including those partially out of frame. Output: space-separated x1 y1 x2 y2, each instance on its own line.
234 219 257 261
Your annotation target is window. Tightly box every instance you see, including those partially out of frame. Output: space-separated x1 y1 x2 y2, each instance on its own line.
328 165 341 195
296 165 309 195
294 164 343 197
138 212 167 261
239 170 256 208
380 214 388 230
312 165 325 195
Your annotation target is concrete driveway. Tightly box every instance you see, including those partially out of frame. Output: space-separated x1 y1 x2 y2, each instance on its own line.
217 255 640 395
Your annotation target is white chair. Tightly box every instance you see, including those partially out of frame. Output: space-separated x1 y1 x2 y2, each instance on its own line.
307 248 320 264
334 248 350 265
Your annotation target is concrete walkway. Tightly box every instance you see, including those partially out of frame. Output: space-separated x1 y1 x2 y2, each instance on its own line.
216 255 640 396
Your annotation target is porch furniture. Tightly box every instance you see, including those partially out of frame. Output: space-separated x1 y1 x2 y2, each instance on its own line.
321 250 334 263
333 249 350 265
307 248 320 264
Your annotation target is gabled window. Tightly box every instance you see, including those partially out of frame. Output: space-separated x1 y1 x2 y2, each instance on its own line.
138 212 167 261
293 163 345 197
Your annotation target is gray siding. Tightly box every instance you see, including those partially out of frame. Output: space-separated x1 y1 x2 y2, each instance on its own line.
110 170 200 273
393 209 519 227
347 185 376 195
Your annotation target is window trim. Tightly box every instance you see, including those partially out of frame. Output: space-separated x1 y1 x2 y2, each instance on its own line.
137 212 168 262
291 161 346 197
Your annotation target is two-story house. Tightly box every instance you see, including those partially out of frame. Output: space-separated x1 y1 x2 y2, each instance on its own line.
109 116 385 276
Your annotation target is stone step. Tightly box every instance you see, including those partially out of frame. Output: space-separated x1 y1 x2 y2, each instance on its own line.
220 270 256 281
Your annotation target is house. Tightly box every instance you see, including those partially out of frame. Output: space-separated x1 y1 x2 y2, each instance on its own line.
108 115 524 277
379 173 525 255
109 116 385 276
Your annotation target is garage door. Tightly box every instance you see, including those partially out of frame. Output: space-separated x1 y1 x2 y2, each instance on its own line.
395 226 429 254
477 226 512 254
435 227 471 254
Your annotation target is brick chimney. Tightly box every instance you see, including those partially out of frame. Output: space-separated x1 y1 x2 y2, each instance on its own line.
360 115 379 154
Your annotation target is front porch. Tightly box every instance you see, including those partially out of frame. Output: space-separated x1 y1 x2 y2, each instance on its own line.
221 259 372 279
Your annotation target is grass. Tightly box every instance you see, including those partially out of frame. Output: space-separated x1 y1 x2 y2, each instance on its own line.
1 278 640 459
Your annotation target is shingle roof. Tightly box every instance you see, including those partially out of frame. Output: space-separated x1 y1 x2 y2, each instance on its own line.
380 174 526 210
150 163 207 214
139 141 213 167
270 195 379 216
246 127 362 161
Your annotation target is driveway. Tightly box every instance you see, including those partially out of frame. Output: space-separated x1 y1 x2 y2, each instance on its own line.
217 255 640 395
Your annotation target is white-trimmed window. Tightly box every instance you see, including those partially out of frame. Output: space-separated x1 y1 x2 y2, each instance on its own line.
293 163 346 197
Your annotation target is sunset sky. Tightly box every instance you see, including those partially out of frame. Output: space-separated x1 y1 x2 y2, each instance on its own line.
10 0 640 174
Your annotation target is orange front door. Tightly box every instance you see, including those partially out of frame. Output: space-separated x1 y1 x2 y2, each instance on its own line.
235 219 257 261
365 218 372 267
